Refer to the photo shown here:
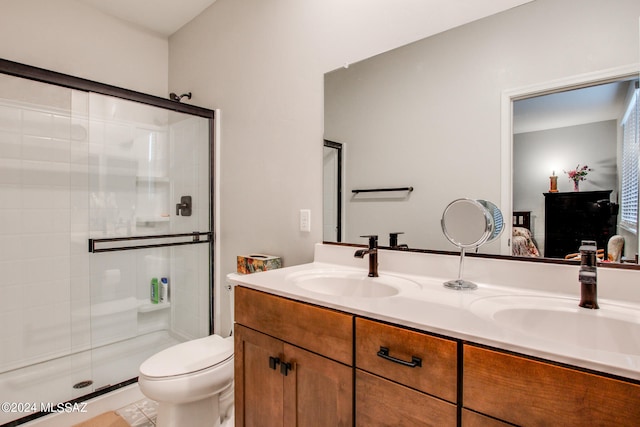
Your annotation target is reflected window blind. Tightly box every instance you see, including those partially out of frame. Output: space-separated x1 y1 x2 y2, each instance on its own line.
620 87 639 233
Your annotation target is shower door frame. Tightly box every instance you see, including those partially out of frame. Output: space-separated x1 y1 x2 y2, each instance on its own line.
0 58 216 424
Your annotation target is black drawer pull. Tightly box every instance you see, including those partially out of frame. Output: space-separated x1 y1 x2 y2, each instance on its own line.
377 346 422 368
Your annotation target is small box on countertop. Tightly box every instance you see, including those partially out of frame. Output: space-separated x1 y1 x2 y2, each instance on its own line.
237 254 282 274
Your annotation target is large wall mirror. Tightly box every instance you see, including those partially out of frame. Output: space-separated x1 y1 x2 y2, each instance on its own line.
323 0 640 269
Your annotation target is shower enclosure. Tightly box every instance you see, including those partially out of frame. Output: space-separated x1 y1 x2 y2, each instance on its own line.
0 60 215 426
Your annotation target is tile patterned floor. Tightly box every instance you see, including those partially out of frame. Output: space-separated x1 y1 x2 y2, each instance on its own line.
115 398 158 426
114 397 234 426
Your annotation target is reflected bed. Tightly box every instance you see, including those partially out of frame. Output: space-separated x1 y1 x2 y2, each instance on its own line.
512 211 540 257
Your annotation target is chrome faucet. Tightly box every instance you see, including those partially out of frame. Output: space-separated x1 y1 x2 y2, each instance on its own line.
354 235 379 277
578 240 599 309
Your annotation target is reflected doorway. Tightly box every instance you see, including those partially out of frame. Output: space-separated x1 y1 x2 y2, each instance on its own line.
323 140 343 242
511 76 639 260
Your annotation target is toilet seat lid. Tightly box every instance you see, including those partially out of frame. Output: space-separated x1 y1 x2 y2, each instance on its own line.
140 335 233 378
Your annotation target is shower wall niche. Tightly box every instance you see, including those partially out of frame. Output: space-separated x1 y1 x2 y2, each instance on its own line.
0 66 214 426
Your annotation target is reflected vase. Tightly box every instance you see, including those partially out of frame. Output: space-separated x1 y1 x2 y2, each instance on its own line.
573 180 580 191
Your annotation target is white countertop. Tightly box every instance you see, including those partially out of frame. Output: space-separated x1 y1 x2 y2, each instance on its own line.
228 243 640 381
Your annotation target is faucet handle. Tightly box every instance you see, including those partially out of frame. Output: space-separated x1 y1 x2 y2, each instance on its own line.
360 235 378 249
389 232 404 247
579 240 597 252
579 240 598 267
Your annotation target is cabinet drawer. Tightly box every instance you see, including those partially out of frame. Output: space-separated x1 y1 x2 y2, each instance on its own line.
355 318 457 402
464 345 640 427
461 410 512 427
356 370 456 427
235 286 353 365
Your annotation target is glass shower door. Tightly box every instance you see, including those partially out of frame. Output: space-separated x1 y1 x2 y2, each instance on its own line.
86 94 212 391
0 74 92 425
0 67 214 425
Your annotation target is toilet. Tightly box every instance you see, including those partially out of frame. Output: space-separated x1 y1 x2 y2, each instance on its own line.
138 334 234 427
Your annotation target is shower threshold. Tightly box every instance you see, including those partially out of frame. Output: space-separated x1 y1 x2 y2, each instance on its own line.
0 331 182 426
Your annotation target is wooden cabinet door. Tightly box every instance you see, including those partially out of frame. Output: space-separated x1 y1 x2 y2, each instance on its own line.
235 287 355 426
235 325 353 427
284 343 353 427
356 370 456 427
235 325 284 427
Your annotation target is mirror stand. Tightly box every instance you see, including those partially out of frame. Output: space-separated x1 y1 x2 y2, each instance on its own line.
444 247 477 290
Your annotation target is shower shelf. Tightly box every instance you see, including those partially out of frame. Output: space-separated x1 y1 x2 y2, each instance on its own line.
138 301 171 313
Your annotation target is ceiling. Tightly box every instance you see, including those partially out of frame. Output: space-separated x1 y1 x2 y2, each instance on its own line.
77 0 218 36
513 79 636 134
76 0 634 133
78 1 533 39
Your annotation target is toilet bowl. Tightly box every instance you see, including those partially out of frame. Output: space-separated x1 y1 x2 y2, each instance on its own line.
138 334 234 427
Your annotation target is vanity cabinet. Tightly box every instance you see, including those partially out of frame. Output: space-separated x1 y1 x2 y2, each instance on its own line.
234 286 353 426
234 285 640 427
355 318 458 426
463 345 640 427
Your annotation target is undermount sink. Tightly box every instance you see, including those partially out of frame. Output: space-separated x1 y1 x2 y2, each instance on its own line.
285 270 420 298
470 295 640 355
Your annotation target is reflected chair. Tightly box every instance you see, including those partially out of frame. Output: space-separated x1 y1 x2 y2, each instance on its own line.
607 235 624 262
564 235 625 262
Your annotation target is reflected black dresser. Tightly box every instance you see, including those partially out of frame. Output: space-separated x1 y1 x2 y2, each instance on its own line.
543 190 617 258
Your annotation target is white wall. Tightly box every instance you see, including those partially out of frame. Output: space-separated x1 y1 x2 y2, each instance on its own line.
167 0 534 333
513 120 618 250
0 0 169 97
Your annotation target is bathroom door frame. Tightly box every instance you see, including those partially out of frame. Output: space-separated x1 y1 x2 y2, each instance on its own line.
323 139 343 242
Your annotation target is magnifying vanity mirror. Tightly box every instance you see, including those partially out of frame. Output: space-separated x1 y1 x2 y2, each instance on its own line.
442 199 504 290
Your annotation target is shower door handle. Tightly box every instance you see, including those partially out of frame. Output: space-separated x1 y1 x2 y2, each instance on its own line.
88 231 211 253
176 196 192 216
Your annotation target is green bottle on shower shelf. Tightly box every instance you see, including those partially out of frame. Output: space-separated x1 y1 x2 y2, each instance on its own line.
150 277 159 304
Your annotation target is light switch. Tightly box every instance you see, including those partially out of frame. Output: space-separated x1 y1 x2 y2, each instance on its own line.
299 209 311 232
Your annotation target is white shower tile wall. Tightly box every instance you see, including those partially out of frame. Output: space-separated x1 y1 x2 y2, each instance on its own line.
170 243 211 339
168 116 211 340
0 89 96 425
170 116 210 232
0 89 80 374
